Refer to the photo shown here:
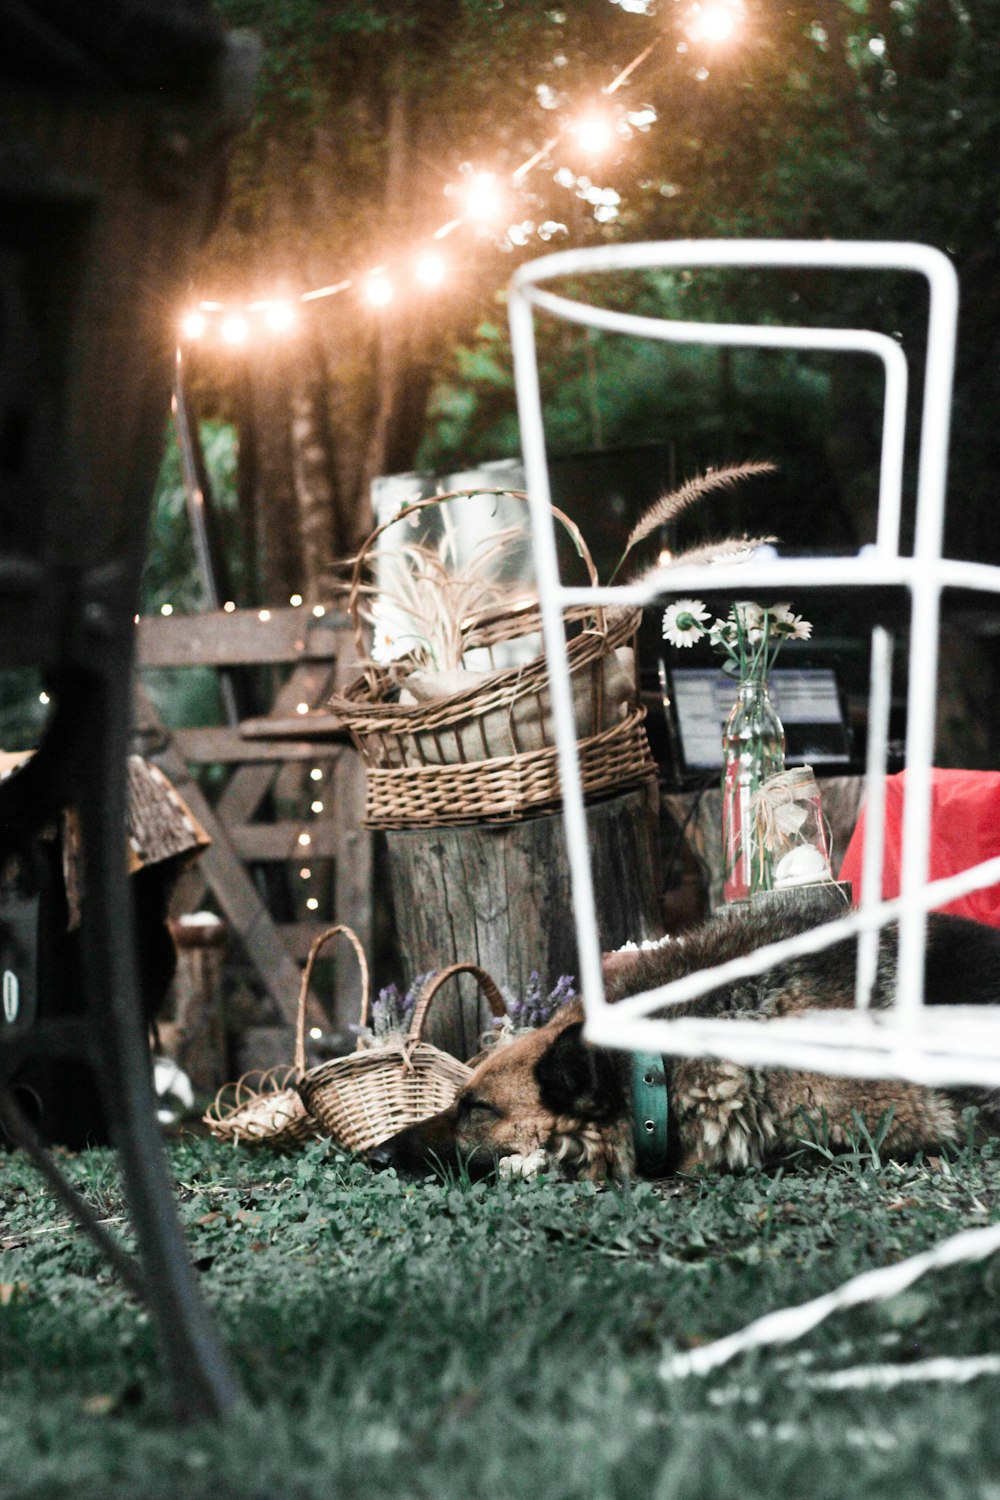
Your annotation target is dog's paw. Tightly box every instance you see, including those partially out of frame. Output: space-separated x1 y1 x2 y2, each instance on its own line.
498 1149 549 1181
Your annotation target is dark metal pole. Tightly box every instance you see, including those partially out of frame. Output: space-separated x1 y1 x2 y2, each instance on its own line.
172 348 242 726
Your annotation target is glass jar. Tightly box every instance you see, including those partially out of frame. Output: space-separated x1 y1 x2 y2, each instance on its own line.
767 767 833 890
721 676 786 903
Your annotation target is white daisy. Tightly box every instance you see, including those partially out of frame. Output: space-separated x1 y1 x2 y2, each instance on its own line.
662 598 710 648
732 600 765 644
784 613 813 640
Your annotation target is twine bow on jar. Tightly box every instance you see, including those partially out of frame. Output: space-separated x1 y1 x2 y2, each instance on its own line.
750 766 833 889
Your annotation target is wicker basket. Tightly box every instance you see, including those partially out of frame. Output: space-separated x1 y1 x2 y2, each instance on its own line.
327 489 657 828
298 963 507 1155
203 924 369 1150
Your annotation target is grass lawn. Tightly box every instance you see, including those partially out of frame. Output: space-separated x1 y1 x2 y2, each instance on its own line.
3 1130 1000 1500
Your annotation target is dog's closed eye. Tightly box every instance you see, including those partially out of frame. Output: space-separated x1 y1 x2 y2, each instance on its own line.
459 1095 503 1120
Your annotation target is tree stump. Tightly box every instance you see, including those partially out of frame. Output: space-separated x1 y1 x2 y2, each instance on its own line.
384 784 662 1059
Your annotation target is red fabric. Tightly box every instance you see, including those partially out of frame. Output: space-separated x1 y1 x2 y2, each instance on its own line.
838 769 1000 928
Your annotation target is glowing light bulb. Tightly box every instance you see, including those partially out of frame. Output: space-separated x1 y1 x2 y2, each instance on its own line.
312 605 326 618
223 600 236 612
262 300 296 333
300 867 312 879
463 172 502 224
414 251 446 287
181 309 207 340
289 593 303 607
296 702 310 715
220 313 250 345
311 801 324 814
364 273 394 307
258 609 271 621
298 833 312 847
309 1026 323 1040
306 897 319 911
693 3 736 41
160 603 173 616
310 768 323 781
39 691 50 705
575 113 614 156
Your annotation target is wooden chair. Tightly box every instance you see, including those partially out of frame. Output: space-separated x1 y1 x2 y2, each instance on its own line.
0 1 257 1418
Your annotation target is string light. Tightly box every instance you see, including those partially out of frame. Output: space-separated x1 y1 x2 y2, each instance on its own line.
461 170 504 225
688 2 738 43
414 250 447 287
573 111 615 157
181 11 740 340
289 593 303 606
311 800 324 814
180 309 207 340
259 300 297 333
363 272 394 307
219 313 250 346
310 768 323 781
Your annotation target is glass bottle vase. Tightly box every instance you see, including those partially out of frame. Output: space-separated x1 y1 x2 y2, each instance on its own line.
721 676 787 903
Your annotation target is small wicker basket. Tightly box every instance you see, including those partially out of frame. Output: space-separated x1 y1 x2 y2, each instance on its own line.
298 963 507 1155
327 489 657 828
203 924 369 1150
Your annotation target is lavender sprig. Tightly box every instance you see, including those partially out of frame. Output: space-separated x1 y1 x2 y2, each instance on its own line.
494 973 577 1033
371 971 436 1041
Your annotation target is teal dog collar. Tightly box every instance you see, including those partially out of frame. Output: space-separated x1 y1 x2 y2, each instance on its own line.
630 1052 670 1176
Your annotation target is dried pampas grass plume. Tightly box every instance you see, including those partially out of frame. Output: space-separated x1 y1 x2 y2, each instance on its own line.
610 460 777 583
629 533 778 590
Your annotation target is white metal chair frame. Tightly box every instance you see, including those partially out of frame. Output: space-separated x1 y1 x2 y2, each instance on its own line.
509 240 1000 1092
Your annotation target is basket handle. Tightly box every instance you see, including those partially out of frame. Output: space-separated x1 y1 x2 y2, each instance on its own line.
406 962 508 1047
346 488 600 662
294 924 370 1074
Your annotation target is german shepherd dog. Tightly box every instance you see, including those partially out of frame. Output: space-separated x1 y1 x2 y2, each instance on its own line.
371 906 1000 1181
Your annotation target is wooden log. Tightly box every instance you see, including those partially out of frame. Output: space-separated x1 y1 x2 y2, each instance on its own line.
384 784 663 1060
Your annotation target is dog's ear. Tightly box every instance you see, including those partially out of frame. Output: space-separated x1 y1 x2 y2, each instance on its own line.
534 1022 624 1122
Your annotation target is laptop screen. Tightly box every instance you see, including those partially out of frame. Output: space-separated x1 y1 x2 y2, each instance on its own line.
666 666 852 772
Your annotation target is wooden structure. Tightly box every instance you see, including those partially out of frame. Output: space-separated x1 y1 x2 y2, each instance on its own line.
134 605 371 1044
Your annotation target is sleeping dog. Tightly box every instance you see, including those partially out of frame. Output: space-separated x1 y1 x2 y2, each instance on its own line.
371 906 1000 1181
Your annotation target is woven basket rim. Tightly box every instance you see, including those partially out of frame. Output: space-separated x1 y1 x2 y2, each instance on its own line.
297 963 506 1153
202 1065 319 1148
327 605 641 737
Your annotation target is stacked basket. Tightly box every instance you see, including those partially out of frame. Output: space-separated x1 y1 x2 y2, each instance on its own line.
327 489 657 829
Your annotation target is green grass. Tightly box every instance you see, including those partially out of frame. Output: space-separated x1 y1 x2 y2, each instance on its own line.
3 1133 1000 1499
